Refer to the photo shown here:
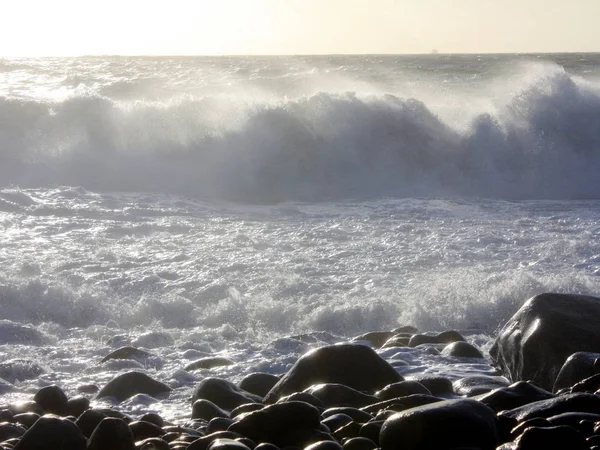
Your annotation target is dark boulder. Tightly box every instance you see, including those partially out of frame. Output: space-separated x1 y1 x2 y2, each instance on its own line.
408 376 453 395
452 376 510 397
441 341 484 358
342 437 377 450
13 414 86 450
512 425 588 450
499 392 600 422
96 371 171 402
490 293 600 391
208 438 252 450
375 381 431 400
379 399 498 450
128 420 164 440
476 381 555 412
33 385 68 415
0 422 26 441
304 384 378 408
239 373 280 398
228 401 322 448
264 344 402 403
553 352 600 392
192 399 231 421
352 332 396 348
192 378 263 411
87 417 136 450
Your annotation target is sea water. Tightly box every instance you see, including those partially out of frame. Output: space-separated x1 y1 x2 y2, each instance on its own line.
1 54 600 420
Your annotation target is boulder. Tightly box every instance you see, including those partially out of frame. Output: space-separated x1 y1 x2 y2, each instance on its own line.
352 332 396 348
379 399 498 450
476 381 554 412
375 381 431 400
264 344 402 403
452 376 510 397
490 293 600 391
192 378 263 410
13 414 86 450
33 385 68 415
441 341 484 358
304 384 378 408
87 417 136 450
96 371 171 402
553 352 600 392
499 392 600 422
228 401 322 448
239 373 280 398
192 399 230 421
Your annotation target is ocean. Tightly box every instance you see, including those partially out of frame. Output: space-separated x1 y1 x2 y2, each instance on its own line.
1 54 600 419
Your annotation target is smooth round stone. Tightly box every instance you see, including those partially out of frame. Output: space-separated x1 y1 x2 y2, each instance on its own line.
64 396 90 418
375 381 431 400
441 341 484 358
380 399 498 450
192 399 230 421
13 415 86 450
321 408 373 423
515 425 588 450
96 371 171 402
33 385 68 415
208 438 252 450
129 420 164 441
87 417 135 450
341 437 376 450
239 373 280 398
192 378 262 411
352 332 396 348
137 437 170 450
139 413 165 428
230 403 264 418
321 414 354 432
304 441 342 450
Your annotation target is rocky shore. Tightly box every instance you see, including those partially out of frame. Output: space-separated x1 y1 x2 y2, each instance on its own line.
2 292 600 450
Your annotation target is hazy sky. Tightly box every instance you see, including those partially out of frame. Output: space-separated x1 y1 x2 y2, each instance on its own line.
2 0 600 56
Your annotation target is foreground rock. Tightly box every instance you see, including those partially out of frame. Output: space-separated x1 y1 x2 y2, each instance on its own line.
379 398 498 450
264 344 402 403
490 292 600 391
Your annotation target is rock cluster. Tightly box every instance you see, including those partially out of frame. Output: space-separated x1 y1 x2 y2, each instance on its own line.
1 292 600 450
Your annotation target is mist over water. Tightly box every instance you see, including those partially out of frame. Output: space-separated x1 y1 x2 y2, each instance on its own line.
1 55 600 416
2 54 600 202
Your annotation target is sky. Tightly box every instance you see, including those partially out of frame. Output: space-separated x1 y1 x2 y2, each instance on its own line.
2 0 600 56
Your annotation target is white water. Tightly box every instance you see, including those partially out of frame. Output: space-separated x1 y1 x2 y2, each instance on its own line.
1 54 600 420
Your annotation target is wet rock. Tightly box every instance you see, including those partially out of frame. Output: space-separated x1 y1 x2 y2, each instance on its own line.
100 346 154 363
375 381 431 400
305 441 342 450
87 417 135 450
207 417 235 433
96 371 171 402
230 403 264 418
500 392 600 422
14 412 40 428
321 413 354 432
321 407 373 423
192 399 230 421
277 392 325 408
441 341 484 358
407 376 453 395
137 437 170 450
187 431 243 450
381 336 411 348
264 344 402 403
392 326 419 334
476 381 555 412
304 384 378 408
0 422 26 441
76 409 110 437
361 393 444 415
185 357 235 371
352 332 396 348
342 437 377 450
408 330 465 347
239 373 280 398
77 384 99 394
208 438 252 450
452 376 510 397
140 413 165 428
8 401 43 416
379 399 498 450
65 396 90 417
129 420 164 440
228 401 321 448
13 414 86 450
553 352 600 392
513 425 588 450
491 293 600 391
33 385 68 415
571 373 600 393
192 378 263 411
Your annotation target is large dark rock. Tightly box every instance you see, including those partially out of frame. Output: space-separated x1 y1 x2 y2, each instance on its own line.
239 373 280 398
13 414 86 450
264 344 402 403
96 371 171 402
192 378 263 411
490 293 600 391
441 341 484 358
228 401 322 448
304 383 378 408
476 381 555 412
499 392 600 422
33 385 68 415
379 399 498 450
552 351 600 392
87 417 136 450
